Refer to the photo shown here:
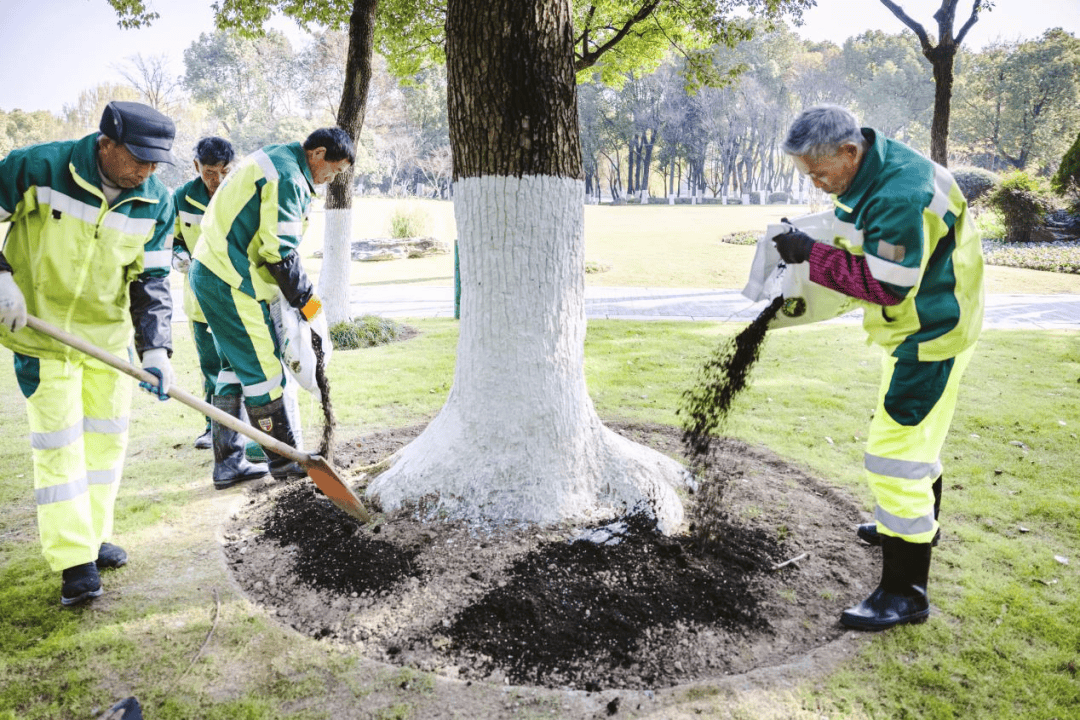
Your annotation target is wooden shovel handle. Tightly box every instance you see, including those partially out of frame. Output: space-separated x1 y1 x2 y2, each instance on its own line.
24 314 306 465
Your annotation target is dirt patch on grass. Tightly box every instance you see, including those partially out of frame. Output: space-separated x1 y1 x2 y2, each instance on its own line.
222 421 877 695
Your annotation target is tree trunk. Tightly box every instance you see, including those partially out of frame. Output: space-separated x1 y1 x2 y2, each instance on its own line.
929 49 955 166
368 0 686 532
319 0 378 325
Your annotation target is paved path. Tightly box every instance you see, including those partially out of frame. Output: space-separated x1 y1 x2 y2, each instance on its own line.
344 285 1080 330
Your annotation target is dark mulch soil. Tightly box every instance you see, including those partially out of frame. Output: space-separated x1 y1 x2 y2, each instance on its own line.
223 422 878 692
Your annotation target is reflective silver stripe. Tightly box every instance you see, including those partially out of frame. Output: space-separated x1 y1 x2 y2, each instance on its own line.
278 221 304 238
178 210 203 226
37 185 101 223
84 416 129 434
101 212 157 237
875 504 936 537
253 149 279 182
928 165 953 220
865 254 922 287
35 476 89 505
30 422 83 450
143 249 172 269
88 467 120 486
243 373 284 398
217 370 241 385
833 218 865 248
865 453 943 480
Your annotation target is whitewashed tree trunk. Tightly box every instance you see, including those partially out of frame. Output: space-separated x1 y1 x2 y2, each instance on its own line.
368 174 686 531
367 174 678 533
318 208 353 325
368 0 688 533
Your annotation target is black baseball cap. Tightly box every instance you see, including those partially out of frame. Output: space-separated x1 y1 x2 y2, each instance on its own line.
99 101 177 165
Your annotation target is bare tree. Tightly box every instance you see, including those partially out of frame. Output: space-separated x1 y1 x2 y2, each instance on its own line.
115 53 185 114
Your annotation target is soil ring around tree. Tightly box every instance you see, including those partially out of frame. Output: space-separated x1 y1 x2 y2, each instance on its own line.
221 421 880 709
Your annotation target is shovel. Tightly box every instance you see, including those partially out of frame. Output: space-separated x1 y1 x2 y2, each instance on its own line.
25 314 371 524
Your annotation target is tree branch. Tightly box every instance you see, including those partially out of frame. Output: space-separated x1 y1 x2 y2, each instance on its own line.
574 0 662 72
953 0 985 46
879 0 934 52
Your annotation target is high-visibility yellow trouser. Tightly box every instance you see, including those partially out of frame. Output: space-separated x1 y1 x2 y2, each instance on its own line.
865 344 976 544
15 353 132 572
189 261 285 407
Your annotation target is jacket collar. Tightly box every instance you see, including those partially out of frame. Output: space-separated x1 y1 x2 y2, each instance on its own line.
287 142 316 193
184 176 212 210
70 132 158 204
836 128 885 212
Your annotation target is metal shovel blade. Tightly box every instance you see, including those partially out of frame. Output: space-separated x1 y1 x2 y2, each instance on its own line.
303 454 371 524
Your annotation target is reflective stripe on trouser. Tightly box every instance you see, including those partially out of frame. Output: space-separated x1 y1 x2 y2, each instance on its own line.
192 319 221 430
189 261 285 407
865 344 975 544
15 353 132 572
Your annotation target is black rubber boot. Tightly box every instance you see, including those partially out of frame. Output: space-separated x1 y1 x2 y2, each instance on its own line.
194 427 212 450
99 696 143 720
96 542 128 569
841 535 931 630
245 397 307 482
212 395 270 490
857 476 942 546
61 562 104 606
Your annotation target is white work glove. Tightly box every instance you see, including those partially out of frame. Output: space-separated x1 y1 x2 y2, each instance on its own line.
172 247 192 274
139 348 173 401
0 272 27 332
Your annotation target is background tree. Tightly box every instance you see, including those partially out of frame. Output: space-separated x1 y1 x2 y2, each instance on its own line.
115 53 185 115
0 109 70 157
954 30 1080 173
183 29 298 142
878 0 992 165
842 31 934 142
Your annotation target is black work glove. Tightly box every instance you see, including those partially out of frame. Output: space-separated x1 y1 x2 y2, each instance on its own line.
773 221 814 264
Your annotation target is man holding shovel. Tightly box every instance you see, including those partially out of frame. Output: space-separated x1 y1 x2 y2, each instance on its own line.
774 105 984 631
189 127 353 483
0 101 178 606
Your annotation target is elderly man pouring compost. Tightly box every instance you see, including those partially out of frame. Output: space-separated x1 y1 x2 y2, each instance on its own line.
772 105 984 631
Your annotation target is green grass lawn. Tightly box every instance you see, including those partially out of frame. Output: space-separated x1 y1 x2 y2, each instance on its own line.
1 319 1078 719
299 198 1080 295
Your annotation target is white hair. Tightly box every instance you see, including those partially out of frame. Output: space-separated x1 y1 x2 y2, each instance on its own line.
783 105 866 158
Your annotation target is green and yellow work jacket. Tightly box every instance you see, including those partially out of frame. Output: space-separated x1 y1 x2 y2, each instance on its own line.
0 133 175 360
193 142 314 304
173 176 211 323
830 129 984 361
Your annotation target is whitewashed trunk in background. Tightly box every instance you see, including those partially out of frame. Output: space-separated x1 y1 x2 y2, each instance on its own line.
318 208 353 325
368 174 686 532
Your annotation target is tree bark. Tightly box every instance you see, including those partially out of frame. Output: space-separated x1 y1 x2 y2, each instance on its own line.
368 0 687 532
319 0 378 325
879 0 984 166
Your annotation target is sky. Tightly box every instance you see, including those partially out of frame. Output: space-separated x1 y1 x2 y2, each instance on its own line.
0 0 1078 115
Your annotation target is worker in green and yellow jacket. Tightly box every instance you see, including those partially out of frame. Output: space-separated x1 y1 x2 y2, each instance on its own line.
173 136 270 489
189 127 353 483
0 101 178 606
773 105 983 631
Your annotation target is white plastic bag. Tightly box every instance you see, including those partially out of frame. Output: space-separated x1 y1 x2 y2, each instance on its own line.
269 294 333 399
742 211 859 329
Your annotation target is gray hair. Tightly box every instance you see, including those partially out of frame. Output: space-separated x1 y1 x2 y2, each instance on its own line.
782 105 866 158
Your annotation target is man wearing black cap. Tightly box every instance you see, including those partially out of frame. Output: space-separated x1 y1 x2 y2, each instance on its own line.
0 100 178 606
